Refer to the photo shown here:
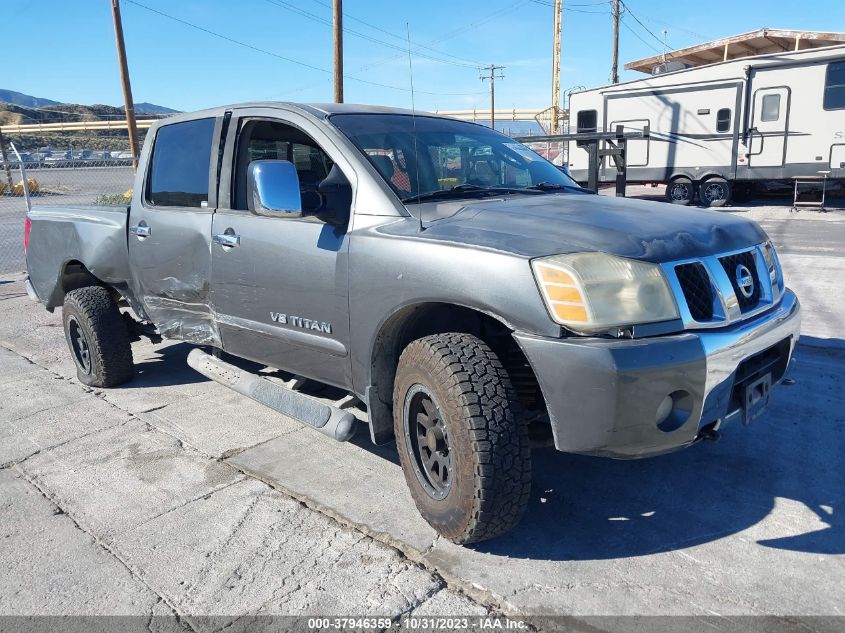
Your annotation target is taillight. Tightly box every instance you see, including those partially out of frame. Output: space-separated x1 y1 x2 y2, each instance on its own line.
24 216 31 254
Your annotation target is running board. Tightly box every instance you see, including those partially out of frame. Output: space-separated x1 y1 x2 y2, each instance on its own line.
187 348 356 442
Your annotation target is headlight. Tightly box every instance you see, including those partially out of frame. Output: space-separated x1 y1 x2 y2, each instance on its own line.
531 252 679 333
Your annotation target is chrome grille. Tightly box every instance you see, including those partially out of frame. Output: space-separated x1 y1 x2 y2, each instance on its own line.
675 263 714 321
662 243 784 330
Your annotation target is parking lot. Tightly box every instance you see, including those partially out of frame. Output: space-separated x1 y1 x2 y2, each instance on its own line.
0 200 842 628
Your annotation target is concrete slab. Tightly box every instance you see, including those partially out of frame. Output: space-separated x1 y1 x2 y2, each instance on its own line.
408 589 489 616
0 345 41 382
778 253 845 346
116 477 440 627
19 420 243 539
0 368 92 422
0 396 132 468
138 384 304 459
228 430 439 554
0 469 161 616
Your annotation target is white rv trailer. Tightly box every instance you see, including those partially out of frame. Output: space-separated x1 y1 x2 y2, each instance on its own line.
567 41 845 206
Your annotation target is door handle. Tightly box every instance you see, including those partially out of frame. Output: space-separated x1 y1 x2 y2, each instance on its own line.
213 232 240 248
129 223 150 238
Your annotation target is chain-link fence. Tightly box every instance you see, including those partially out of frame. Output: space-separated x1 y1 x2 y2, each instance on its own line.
0 133 138 276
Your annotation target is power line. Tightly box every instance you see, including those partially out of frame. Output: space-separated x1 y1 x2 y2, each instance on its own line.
618 0 665 47
277 1 530 99
306 0 484 67
122 0 484 97
527 0 610 13
619 14 662 54
264 0 480 69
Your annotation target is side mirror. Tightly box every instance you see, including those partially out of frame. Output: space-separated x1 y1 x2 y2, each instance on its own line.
247 160 302 218
315 164 352 226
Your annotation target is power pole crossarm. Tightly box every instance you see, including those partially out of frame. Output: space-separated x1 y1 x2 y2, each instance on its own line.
333 0 343 103
110 0 140 172
479 65 505 130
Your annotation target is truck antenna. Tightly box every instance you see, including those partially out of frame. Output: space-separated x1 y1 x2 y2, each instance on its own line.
406 22 424 232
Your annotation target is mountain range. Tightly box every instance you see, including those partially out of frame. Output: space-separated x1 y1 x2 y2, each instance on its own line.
0 88 178 114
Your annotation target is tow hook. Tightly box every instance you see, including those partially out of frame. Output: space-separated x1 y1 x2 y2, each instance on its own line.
696 420 721 443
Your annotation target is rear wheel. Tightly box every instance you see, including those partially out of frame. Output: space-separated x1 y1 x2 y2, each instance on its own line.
666 177 694 205
393 333 531 544
699 177 732 207
62 286 134 387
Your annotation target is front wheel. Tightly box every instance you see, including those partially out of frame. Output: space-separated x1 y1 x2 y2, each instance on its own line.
393 333 532 544
666 177 695 205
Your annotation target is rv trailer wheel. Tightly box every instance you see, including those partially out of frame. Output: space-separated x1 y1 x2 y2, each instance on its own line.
699 177 732 208
666 177 694 205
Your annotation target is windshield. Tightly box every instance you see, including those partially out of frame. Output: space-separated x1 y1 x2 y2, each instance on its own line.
329 113 581 202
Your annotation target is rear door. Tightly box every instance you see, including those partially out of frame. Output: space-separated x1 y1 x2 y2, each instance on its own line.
748 87 790 168
209 109 354 389
127 116 223 344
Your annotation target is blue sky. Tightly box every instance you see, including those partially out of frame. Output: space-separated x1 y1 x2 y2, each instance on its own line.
5 0 844 112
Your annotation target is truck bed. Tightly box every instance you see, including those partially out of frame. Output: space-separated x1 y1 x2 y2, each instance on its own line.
26 205 132 309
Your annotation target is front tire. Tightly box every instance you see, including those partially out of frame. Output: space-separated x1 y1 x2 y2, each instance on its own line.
393 333 531 544
666 177 695 205
62 286 134 387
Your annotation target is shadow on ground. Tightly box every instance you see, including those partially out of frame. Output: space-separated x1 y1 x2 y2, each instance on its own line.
131 343 209 388
469 340 844 560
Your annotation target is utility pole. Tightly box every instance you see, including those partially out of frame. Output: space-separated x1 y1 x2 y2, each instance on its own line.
550 0 562 133
611 0 620 83
333 0 344 103
0 127 14 192
480 65 505 130
110 0 140 171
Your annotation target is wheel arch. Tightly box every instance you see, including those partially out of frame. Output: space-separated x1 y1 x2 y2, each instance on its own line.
46 259 104 309
365 301 540 445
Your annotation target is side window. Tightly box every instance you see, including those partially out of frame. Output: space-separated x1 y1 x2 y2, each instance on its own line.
146 118 215 207
760 94 781 122
824 61 845 110
233 119 335 211
716 108 732 132
576 110 597 147
576 109 597 133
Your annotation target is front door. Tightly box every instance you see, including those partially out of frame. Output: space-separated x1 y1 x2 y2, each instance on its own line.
748 87 790 168
127 116 222 344
210 112 353 389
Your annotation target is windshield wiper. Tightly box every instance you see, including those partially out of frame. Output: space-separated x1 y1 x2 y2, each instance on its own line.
401 183 541 204
525 181 589 193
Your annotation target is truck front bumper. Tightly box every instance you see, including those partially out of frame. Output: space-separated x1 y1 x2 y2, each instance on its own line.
514 289 801 458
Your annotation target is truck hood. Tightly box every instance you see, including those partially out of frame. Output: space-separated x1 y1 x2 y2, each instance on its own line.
405 193 768 262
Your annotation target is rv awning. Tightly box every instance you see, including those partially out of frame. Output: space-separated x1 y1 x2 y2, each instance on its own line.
625 29 845 74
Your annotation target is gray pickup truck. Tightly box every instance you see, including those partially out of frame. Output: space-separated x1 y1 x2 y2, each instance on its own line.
24 103 800 543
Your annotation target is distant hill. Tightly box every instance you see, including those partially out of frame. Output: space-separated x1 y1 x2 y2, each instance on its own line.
132 102 180 114
0 89 61 109
0 88 178 115
0 102 167 152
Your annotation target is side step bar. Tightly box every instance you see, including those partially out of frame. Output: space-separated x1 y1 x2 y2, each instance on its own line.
187 348 356 442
